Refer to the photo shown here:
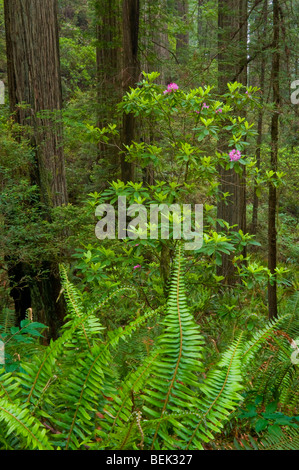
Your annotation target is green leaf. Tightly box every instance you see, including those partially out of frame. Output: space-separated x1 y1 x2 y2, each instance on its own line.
255 418 268 433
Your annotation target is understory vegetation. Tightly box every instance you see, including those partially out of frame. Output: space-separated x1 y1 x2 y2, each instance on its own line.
0 245 298 450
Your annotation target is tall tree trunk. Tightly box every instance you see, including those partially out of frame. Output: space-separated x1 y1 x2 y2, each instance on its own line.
4 0 67 208
4 0 67 339
217 0 248 283
96 0 121 166
176 0 189 64
268 0 280 319
121 0 140 183
144 0 170 85
140 0 169 185
252 0 268 235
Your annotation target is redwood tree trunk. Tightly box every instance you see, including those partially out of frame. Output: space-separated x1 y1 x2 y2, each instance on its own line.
176 0 189 64
96 0 121 166
4 0 68 339
217 0 248 283
121 0 140 182
268 0 280 320
4 0 67 208
251 0 267 235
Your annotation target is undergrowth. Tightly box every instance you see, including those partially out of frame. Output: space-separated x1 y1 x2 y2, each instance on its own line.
0 243 297 450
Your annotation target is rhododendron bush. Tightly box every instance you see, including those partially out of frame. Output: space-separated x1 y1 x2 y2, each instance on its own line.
75 73 265 299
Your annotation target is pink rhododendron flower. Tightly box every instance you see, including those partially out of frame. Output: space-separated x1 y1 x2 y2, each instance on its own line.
133 264 141 270
216 108 222 113
229 149 241 162
164 82 179 94
202 102 209 109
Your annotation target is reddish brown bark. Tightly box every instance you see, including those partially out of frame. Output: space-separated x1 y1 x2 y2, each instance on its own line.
217 0 248 283
4 0 67 338
121 0 140 182
268 0 280 319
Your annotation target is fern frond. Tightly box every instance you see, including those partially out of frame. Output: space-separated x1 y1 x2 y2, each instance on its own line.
259 426 299 450
59 264 104 350
0 308 15 333
247 334 298 408
15 304 108 411
88 285 138 318
51 308 162 450
0 398 53 450
242 313 289 367
242 308 298 408
234 427 299 451
0 369 20 402
96 349 161 449
183 333 245 450
141 243 205 449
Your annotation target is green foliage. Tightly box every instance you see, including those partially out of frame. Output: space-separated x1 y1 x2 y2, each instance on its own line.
0 398 54 450
60 37 96 97
0 0 298 452
234 426 299 451
119 72 258 179
0 245 294 450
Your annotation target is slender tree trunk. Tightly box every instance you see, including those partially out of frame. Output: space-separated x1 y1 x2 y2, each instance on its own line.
251 94 264 235
121 0 140 182
4 0 67 339
96 0 121 165
176 0 189 64
217 0 248 283
268 0 280 319
252 0 268 235
142 0 171 85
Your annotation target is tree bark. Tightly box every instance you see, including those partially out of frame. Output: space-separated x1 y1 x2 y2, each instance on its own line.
4 0 68 339
217 0 248 283
4 0 67 208
251 0 268 235
96 0 121 165
121 0 140 183
176 0 189 64
268 0 280 319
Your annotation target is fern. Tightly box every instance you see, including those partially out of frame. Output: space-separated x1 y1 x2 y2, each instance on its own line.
0 245 293 450
234 426 299 450
96 349 162 449
241 310 298 410
59 264 105 350
242 313 289 366
0 398 53 450
259 426 299 450
50 308 162 449
0 308 15 334
140 243 205 449
184 333 245 449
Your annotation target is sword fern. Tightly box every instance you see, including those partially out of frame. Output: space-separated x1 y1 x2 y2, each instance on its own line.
0 244 291 450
